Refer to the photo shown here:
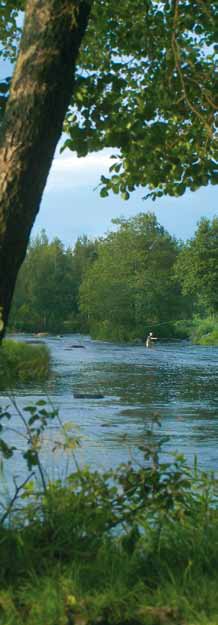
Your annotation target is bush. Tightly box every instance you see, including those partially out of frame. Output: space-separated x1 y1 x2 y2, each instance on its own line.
0 339 50 385
190 316 218 345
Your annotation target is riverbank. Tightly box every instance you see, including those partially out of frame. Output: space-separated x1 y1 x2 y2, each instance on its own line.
87 315 218 346
2 521 218 625
9 314 218 346
1 452 218 625
0 339 50 385
0 370 217 625
174 316 218 345
190 316 218 345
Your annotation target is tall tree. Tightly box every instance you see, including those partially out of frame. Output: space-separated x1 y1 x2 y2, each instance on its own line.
9 231 98 332
0 0 92 337
10 232 76 331
175 217 218 314
79 213 182 340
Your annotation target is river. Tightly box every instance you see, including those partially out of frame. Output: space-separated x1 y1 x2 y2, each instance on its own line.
1 334 218 483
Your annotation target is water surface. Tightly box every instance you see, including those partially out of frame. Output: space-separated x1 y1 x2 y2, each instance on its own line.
1 335 218 479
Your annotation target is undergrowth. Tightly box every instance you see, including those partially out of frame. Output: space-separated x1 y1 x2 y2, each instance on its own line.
173 317 218 345
0 404 217 624
190 317 218 346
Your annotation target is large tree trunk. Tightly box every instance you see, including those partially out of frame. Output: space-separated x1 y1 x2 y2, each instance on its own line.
0 0 92 338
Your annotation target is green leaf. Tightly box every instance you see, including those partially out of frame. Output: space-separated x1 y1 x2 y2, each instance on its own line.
121 191 130 200
100 187 109 198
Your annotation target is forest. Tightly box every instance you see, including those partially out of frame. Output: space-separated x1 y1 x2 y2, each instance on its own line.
9 213 218 344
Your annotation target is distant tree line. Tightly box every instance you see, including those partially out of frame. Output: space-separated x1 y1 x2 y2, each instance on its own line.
9 213 218 340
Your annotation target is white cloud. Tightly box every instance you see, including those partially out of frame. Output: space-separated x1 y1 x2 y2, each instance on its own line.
46 149 114 191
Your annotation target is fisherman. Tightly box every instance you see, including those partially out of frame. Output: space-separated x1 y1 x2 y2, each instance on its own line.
145 331 158 348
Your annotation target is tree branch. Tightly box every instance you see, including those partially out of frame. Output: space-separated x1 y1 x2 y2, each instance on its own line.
0 471 35 525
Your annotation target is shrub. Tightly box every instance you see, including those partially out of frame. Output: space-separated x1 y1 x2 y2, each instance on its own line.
190 316 218 345
0 339 50 385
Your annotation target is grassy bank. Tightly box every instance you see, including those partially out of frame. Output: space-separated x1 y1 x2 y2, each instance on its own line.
0 339 50 384
1 463 218 625
0 406 218 625
2 519 218 625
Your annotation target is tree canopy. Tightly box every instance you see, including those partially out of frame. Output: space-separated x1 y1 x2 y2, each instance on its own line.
13 233 76 331
175 217 218 314
64 0 218 199
9 231 98 333
79 213 184 340
1 1 217 199
0 0 217 336
9 215 217 340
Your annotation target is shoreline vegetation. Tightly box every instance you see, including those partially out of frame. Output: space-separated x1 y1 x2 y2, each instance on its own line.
8 315 218 346
2 499 218 625
7 215 218 346
174 316 218 346
188 317 218 346
0 339 50 385
0 408 218 625
87 316 218 345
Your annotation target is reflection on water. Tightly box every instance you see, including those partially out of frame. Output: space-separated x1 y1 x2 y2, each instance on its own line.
0 334 218 481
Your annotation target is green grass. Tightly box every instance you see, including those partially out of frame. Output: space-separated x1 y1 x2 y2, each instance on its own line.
0 404 217 624
1 504 218 624
0 454 218 625
0 339 50 384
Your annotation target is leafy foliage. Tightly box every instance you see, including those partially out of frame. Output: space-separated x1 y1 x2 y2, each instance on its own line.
64 0 218 199
10 231 79 333
0 77 10 124
175 217 218 314
1 1 217 201
190 315 218 345
9 231 98 333
0 1 24 122
0 1 23 60
67 234 98 330
0 397 58 510
9 216 217 341
79 213 186 340
10 213 217 341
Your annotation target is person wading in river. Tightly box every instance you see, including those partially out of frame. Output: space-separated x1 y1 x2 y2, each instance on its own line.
145 332 158 348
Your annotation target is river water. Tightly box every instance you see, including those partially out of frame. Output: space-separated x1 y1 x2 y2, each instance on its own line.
1 334 218 481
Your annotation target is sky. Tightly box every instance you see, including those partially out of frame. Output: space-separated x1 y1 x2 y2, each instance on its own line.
1 58 217 248
33 145 217 247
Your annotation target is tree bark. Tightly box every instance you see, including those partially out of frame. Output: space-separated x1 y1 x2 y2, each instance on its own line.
0 0 92 338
